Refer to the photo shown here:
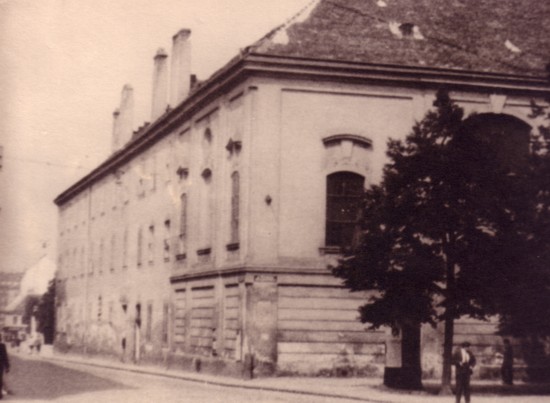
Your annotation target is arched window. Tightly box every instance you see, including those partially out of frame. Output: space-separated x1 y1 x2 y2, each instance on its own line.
459 113 531 174
325 172 364 250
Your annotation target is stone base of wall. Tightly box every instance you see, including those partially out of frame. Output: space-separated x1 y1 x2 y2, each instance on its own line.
162 353 249 378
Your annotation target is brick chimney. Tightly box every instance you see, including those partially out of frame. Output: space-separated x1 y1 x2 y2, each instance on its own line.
118 84 134 148
151 48 169 121
170 29 192 107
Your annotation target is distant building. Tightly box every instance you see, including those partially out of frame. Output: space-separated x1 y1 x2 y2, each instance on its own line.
2 255 56 343
0 272 24 332
54 0 550 377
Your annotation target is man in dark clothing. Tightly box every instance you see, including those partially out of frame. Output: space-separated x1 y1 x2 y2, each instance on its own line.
0 335 10 399
453 341 476 403
501 339 514 385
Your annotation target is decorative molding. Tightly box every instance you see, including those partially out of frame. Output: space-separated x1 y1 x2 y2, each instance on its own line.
323 134 372 148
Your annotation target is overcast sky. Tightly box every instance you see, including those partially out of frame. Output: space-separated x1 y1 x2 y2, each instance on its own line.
0 0 311 272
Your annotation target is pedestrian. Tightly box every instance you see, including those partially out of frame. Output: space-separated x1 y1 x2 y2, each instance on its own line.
0 335 10 400
453 341 476 403
501 339 514 385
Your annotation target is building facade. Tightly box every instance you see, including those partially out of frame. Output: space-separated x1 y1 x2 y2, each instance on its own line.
54 0 550 378
0 272 24 336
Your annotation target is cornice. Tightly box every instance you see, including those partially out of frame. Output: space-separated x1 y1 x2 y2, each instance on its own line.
54 53 550 206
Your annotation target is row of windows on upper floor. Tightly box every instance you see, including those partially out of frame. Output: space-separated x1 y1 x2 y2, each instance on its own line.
59 170 366 282
58 172 241 279
59 162 238 238
59 126 242 235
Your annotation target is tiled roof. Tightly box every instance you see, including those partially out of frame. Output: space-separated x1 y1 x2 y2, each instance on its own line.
250 0 550 77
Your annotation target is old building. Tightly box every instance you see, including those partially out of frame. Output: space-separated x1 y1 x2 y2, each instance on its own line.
0 272 24 334
54 0 550 378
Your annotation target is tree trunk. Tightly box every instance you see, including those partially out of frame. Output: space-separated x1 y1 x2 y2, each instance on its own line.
401 321 423 390
440 255 456 395
440 311 454 395
384 321 423 390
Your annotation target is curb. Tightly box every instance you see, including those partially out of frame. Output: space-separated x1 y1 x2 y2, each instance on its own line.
42 354 388 403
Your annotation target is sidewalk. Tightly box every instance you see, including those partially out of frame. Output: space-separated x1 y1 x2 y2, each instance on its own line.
30 350 550 403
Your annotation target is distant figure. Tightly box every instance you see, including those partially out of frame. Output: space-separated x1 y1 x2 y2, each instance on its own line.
501 339 514 385
453 341 476 403
0 335 10 400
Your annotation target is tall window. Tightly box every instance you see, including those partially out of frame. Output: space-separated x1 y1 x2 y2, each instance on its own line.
148 224 155 264
162 302 169 345
137 227 143 266
163 219 171 262
98 239 104 273
146 302 153 343
110 234 116 271
325 172 364 249
230 171 240 246
123 227 128 269
178 193 187 260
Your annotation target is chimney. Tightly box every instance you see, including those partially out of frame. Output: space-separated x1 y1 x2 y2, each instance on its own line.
111 108 121 152
118 84 134 147
151 48 169 121
170 29 192 107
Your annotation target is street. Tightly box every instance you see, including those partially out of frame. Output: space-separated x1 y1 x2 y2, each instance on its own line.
3 354 362 403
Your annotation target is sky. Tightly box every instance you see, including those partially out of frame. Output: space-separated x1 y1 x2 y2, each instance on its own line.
0 0 312 273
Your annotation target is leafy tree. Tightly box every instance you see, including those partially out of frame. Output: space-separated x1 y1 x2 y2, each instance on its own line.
495 65 550 381
333 88 548 391
37 280 56 344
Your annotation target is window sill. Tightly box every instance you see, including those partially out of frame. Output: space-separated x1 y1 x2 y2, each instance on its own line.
226 242 240 251
197 248 211 256
319 246 342 255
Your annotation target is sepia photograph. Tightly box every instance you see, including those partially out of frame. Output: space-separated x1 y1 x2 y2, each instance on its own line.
1 0 550 401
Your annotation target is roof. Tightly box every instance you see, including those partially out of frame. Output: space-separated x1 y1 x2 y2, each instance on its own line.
54 0 550 206
250 0 550 77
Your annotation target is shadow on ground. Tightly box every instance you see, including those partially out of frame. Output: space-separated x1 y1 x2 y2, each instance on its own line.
370 381 550 397
6 356 132 400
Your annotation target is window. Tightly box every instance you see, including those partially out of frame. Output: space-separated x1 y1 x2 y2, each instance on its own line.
162 302 169 345
98 239 104 273
123 228 129 269
325 172 364 250
177 194 187 260
137 227 143 266
228 171 240 250
148 224 155 264
110 234 116 272
163 219 171 262
146 302 153 343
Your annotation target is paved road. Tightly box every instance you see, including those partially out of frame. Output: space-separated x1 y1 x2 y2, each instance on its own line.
4 355 364 403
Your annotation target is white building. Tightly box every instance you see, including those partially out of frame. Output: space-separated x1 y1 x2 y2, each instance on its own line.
54 0 550 377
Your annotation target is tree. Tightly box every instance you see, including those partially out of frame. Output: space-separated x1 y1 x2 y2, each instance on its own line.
37 280 56 344
495 65 550 381
333 88 548 391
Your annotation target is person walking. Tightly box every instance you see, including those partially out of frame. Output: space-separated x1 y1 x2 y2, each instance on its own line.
501 339 514 385
453 341 476 403
0 335 10 400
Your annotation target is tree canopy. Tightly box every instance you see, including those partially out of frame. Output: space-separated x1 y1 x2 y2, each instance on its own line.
333 88 550 389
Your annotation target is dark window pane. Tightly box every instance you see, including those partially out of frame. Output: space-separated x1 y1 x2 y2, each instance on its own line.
326 172 364 248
